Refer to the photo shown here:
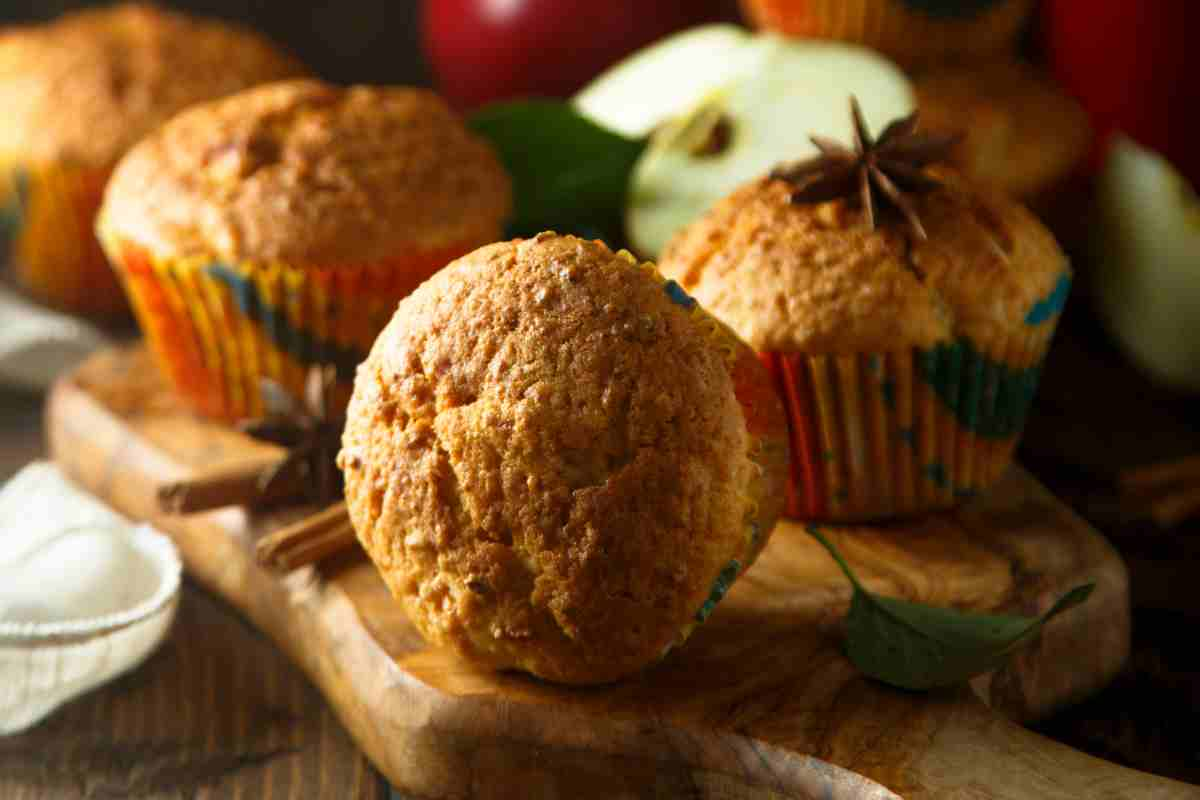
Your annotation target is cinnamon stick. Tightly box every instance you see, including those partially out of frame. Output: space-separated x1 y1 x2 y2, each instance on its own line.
158 458 294 514
255 502 357 571
1148 488 1200 529
1118 455 1200 528
1120 455 1200 493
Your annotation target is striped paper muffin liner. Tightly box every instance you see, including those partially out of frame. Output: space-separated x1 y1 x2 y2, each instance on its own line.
761 319 1060 521
649 272 790 652
1 160 126 317
97 227 469 421
740 0 1035 67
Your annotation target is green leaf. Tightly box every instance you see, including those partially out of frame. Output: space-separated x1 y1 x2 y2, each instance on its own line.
468 100 646 244
806 525 1094 691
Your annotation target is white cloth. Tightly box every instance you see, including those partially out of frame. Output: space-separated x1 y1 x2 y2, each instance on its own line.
0 462 181 734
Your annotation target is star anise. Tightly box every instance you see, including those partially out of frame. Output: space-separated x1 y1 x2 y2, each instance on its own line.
238 365 344 507
769 97 962 241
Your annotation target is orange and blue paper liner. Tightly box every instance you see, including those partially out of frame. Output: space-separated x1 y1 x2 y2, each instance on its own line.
657 274 790 648
764 273 1070 521
98 229 473 422
1 160 127 317
659 274 789 556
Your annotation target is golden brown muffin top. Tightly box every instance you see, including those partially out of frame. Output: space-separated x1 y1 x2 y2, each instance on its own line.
0 3 306 166
915 60 1091 200
100 79 512 265
658 170 1069 354
339 233 783 684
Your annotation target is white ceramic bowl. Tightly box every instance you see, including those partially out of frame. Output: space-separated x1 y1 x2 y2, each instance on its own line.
0 464 182 735
0 524 181 734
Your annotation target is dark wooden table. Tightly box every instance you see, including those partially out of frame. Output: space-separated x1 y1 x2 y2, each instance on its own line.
2 302 1198 796
0 387 401 799
1019 308 1200 787
0 390 42 480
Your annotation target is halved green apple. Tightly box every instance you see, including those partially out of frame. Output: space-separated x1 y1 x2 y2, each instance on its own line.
597 32 912 257
1092 136 1200 392
573 24 757 139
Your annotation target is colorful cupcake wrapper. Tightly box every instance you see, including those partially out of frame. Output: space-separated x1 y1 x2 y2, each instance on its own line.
97 226 468 421
1 159 125 317
744 0 1034 66
762 314 1062 521
643 272 788 651
656 274 778 552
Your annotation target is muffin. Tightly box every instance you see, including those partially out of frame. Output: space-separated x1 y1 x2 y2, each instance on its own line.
915 60 1091 205
338 233 790 684
0 3 306 317
658 138 1070 521
738 0 1036 69
98 79 512 421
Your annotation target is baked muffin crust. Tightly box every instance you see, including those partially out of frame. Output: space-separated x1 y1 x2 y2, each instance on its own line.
659 170 1068 354
0 3 305 166
340 233 787 684
915 60 1091 200
101 79 512 265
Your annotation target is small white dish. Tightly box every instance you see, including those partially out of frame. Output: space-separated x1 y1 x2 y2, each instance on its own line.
0 462 182 734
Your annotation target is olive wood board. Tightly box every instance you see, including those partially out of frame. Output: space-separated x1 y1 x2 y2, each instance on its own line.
46 346 1198 799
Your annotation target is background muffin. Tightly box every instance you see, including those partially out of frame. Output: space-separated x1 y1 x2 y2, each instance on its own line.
98 78 512 421
0 2 306 317
738 0 1036 69
339 233 789 685
915 60 1091 206
659 166 1070 521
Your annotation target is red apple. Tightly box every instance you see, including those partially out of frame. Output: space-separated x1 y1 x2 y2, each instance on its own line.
422 0 737 110
1043 0 1199 186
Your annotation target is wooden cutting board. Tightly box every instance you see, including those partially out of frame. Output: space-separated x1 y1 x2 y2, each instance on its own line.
45 346 1197 799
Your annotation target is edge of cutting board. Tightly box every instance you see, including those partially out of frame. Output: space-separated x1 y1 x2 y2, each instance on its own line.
45 346 1199 800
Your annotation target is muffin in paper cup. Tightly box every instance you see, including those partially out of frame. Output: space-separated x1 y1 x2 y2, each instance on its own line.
338 234 789 684
1 161 122 316
98 80 511 421
659 162 1070 521
0 4 308 318
915 60 1091 210
739 0 1036 68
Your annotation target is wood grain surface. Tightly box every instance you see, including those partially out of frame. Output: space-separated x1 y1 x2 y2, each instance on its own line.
1017 309 1200 786
45 346 1199 799
0 580 384 800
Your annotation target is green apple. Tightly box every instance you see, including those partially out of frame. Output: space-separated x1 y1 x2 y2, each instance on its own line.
1092 136 1200 392
585 30 913 258
573 26 914 257
572 24 757 139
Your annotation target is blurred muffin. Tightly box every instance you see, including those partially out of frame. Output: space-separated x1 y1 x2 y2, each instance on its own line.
659 144 1070 520
339 233 789 685
98 79 511 421
0 3 306 317
915 60 1091 205
739 0 1036 69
